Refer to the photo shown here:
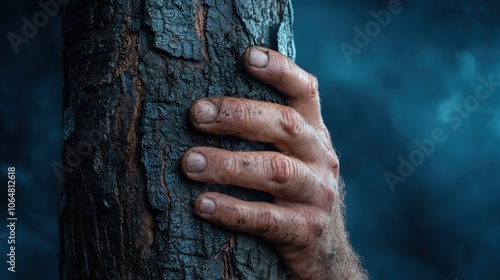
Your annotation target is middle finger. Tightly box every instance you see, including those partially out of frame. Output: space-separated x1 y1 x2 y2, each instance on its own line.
190 97 326 161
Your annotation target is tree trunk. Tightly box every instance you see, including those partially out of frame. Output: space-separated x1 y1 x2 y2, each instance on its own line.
59 0 295 279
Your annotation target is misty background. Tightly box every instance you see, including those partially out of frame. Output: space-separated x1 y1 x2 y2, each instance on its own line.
1 0 499 279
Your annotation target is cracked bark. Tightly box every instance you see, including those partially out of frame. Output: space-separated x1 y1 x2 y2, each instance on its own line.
59 0 295 279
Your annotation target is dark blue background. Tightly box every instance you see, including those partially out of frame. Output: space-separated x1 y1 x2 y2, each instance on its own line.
1 0 499 279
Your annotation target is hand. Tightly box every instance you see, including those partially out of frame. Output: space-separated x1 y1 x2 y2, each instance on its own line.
181 46 367 279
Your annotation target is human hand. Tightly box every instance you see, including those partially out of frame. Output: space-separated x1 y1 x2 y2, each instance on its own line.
181 46 367 279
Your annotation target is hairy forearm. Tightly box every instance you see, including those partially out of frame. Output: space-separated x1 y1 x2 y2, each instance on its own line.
328 224 368 280
281 242 367 279
281 182 368 280
328 190 368 280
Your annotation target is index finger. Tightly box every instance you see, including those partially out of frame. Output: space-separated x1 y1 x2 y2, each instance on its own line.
242 46 322 127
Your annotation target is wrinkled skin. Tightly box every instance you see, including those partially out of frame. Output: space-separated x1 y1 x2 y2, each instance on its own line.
180 46 367 279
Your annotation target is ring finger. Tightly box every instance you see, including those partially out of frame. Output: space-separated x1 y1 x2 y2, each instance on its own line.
181 147 321 203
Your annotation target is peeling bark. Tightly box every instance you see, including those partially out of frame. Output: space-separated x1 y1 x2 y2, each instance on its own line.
60 0 295 279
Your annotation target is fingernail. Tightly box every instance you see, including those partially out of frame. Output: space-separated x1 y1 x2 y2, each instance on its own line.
192 100 218 124
248 48 269 68
185 152 207 173
199 197 216 214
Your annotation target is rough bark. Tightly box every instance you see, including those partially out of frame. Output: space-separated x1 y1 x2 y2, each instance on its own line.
59 0 295 279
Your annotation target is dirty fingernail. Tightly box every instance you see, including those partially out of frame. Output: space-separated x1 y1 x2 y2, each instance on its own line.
248 48 269 68
199 197 216 215
185 152 207 174
192 100 218 124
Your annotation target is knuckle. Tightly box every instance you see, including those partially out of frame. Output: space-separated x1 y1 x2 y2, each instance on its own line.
231 100 251 124
223 155 237 173
270 154 297 185
297 211 328 241
324 181 339 204
220 155 239 184
307 74 319 97
314 172 341 208
328 152 339 169
252 208 276 236
327 152 340 178
309 215 327 238
281 58 295 81
280 107 304 139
